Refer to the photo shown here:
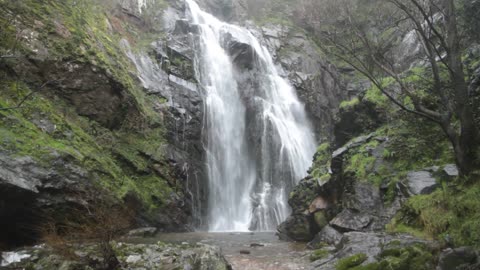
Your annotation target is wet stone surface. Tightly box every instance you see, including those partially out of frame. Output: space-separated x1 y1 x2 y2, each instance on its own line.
132 232 311 270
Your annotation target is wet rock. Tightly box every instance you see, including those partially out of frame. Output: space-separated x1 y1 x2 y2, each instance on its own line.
224 33 256 69
0 153 90 247
288 178 319 214
330 209 371 232
437 247 479 270
307 225 343 249
127 227 158 238
277 215 313 241
407 171 439 195
239 250 251 255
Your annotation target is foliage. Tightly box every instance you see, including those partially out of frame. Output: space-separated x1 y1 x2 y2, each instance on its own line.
358 243 434 270
340 97 360 110
389 181 480 247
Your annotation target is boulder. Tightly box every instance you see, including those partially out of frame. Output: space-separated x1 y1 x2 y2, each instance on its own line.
407 171 439 195
330 209 371 232
277 215 313 241
307 225 343 249
437 247 478 270
442 164 459 180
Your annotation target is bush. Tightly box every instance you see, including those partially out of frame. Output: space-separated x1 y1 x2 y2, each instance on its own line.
40 189 135 270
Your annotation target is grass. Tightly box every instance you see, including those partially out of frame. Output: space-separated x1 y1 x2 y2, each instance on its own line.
388 181 480 247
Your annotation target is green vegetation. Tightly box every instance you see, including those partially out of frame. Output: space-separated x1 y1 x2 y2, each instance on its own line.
389 182 480 247
360 243 434 270
310 248 330 262
340 97 360 110
310 142 331 180
0 0 176 213
0 79 174 212
335 253 367 270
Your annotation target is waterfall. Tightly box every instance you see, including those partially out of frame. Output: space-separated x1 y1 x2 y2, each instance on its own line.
186 0 316 232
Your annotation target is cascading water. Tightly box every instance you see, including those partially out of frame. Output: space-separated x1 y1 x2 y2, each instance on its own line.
186 0 316 232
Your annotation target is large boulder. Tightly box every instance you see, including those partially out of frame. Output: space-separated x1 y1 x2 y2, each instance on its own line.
330 209 372 232
307 225 343 248
437 247 479 270
277 215 314 241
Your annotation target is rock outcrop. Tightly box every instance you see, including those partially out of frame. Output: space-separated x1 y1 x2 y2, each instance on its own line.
1 242 231 270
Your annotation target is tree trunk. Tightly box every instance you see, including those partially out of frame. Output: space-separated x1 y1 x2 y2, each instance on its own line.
443 0 480 176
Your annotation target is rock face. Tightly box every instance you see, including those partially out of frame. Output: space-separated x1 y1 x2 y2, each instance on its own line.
255 23 347 140
0 153 90 247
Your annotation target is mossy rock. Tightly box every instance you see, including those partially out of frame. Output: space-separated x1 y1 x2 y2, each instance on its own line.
336 253 368 270
310 248 330 262
314 211 328 228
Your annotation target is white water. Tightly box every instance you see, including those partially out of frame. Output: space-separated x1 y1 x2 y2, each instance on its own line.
186 0 316 232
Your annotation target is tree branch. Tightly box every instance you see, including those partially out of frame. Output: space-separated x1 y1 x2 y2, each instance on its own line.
0 80 57 111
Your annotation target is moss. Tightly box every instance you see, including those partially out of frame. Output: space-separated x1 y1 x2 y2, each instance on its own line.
336 253 368 270
314 211 328 228
374 243 434 270
310 248 330 262
340 97 360 110
388 181 480 247
0 0 178 213
0 78 172 212
344 140 380 185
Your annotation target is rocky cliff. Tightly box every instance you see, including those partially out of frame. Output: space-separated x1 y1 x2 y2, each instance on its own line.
0 0 347 248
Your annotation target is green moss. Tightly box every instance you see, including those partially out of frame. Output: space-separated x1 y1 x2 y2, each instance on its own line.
340 97 360 110
344 140 380 185
0 78 172 212
336 253 368 270
363 78 391 108
310 248 330 262
388 181 480 247
373 243 434 270
310 142 332 179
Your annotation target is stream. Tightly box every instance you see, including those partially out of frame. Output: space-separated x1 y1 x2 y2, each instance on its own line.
131 232 311 270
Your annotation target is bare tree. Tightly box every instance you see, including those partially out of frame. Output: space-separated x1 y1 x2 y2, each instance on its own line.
317 0 479 176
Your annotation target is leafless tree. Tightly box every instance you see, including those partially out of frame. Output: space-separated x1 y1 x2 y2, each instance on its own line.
316 0 479 176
